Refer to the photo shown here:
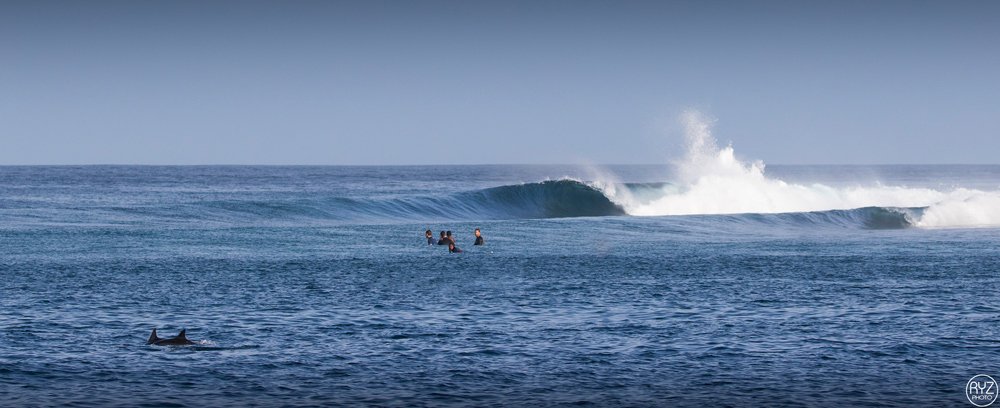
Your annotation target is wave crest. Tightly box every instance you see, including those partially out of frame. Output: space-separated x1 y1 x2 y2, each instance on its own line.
163 179 626 223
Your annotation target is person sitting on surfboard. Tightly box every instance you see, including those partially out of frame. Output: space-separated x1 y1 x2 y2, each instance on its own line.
425 229 434 245
437 231 448 245
473 228 484 246
445 231 455 245
448 242 462 253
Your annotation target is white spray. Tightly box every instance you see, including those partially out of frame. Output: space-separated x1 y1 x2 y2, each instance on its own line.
605 110 1000 228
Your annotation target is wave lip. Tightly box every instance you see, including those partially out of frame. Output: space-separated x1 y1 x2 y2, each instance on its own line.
460 179 626 219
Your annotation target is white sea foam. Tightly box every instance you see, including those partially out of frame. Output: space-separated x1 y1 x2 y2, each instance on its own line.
916 194 1000 228
604 110 1000 228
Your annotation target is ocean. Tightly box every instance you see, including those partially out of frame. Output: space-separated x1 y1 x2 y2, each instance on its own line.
3 134 1000 406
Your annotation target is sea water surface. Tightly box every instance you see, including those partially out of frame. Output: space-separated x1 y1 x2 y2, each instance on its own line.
2 160 1000 407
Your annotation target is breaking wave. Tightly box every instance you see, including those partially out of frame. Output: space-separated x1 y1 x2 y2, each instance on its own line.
89 177 990 230
6 111 996 230
593 110 1000 229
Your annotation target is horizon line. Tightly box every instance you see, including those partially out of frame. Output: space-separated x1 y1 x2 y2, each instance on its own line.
1 163 999 167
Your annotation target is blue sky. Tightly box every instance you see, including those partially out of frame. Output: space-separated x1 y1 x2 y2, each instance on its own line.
2 1 998 165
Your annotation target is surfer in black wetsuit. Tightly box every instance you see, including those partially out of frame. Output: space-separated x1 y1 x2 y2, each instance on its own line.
437 231 448 245
425 229 434 245
445 231 454 245
473 228 484 246
448 242 462 253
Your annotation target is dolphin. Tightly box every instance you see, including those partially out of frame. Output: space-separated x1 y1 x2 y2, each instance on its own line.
146 328 196 346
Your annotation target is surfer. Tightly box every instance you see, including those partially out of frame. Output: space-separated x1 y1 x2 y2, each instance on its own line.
425 229 434 245
437 231 448 245
448 242 462 253
446 231 454 245
473 228 484 245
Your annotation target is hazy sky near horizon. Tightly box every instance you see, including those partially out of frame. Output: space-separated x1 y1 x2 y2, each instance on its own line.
2 1 999 165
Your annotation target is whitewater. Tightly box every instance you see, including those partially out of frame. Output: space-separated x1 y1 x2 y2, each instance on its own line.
597 111 1000 229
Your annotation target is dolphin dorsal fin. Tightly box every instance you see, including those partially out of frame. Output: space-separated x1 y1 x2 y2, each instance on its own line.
177 329 187 339
147 328 160 344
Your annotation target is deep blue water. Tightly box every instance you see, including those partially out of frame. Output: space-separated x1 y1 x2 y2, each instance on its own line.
2 165 1000 407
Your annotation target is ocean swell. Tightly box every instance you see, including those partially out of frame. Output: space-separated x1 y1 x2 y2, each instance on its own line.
109 179 628 224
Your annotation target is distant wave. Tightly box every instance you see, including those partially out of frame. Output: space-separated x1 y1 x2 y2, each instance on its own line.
111 179 963 230
109 179 626 224
6 176 996 229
